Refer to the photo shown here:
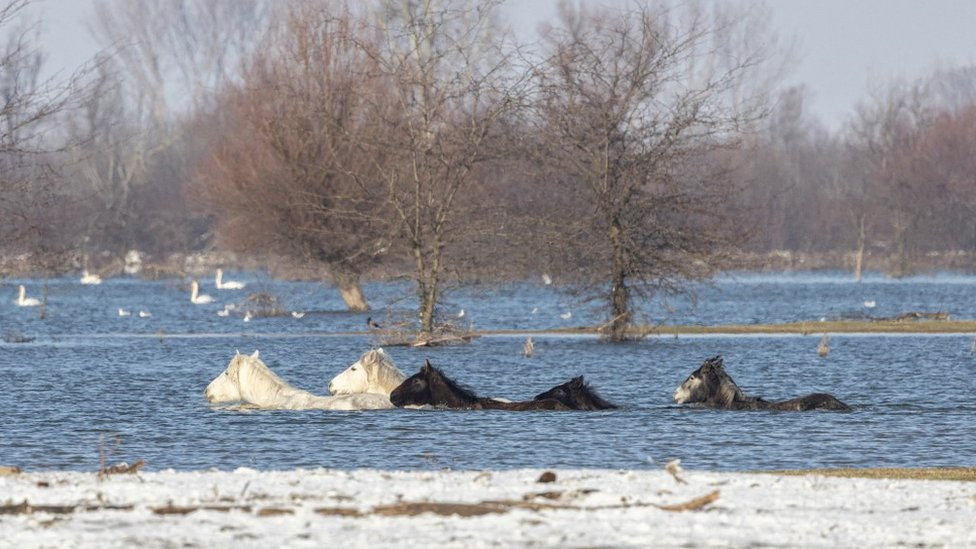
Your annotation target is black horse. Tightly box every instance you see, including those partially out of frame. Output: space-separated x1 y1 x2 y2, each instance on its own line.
533 376 617 410
673 356 850 411
390 360 571 411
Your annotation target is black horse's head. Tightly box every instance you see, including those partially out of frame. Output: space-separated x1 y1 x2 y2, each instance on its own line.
534 376 617 410
389 360 478 408
673 356 744 407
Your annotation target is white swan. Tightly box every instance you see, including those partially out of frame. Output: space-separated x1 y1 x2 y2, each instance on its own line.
190 280 214 304
138 310 152 318
16 285 40 307
80 271 102 285
215 269 245 290
118 308 131 317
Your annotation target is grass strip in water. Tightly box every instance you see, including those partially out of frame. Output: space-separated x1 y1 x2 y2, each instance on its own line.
759 467 976 481
485 319 976 336
643 320 976 334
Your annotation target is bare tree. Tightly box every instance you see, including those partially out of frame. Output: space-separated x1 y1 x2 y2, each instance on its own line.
846 81 933 277
0 0 79 270
363 0 526 340
194 1 394 310
531 1 773 340
61 0 265 264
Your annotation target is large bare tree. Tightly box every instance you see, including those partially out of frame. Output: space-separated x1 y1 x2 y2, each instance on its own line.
531 1 773 340
194 1 394 310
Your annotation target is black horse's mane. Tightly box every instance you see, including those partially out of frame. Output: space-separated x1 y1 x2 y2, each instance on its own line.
566 376 617 408
425 363 481 402
576 378 616 408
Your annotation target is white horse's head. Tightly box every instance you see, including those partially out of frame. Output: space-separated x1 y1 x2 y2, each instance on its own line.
205 350 295 406
328 348 407 396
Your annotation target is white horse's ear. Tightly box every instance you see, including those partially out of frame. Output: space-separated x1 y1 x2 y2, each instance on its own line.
235 349 240 357
251 350 259 359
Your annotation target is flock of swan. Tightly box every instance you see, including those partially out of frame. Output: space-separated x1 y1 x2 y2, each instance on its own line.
13 269 251 320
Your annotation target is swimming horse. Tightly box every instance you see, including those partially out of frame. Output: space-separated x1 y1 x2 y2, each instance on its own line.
205 350 393 410
390 360 571 411
328 348 407 396
533 376 617 410
673 356 850 411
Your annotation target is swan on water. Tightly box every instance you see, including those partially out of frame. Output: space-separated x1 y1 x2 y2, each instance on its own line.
190 280 214 304
118 308 131 317
80 271 102 285
138 310 152 318
16 285 40 307
215 269 245 290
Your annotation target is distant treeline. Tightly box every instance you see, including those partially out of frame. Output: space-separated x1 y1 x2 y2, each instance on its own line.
2 0 975 338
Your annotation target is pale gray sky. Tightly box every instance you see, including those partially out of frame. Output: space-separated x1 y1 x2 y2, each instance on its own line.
30 0 976 130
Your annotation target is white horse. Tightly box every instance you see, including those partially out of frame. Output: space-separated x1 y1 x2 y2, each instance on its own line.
204 350 393 410
328 348 407 396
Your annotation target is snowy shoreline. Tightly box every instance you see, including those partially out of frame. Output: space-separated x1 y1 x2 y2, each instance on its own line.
1 468 973 548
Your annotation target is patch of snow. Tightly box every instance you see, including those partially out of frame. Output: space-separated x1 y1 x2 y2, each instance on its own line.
0 469 973 547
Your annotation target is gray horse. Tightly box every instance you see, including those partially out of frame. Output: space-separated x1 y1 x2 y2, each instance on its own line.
673 356 850 411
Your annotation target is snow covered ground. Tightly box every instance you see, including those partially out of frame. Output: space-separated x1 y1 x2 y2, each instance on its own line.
1 467 973 548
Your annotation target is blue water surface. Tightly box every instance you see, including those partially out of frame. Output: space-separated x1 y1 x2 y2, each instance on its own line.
1 271 974 472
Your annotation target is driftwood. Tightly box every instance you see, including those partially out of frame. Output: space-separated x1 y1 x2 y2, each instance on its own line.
888 311 950 322
0 490 720 518
0 501 135 515
99 460 145 476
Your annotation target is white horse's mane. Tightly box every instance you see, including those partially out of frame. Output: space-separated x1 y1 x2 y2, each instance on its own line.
363 348 408 394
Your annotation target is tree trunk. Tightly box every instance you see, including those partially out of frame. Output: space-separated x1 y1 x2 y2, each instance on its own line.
419 282 437 340
891 213 911 278
335 272 369 312
854 215 865 283
608 219 631 341
414 244 439 340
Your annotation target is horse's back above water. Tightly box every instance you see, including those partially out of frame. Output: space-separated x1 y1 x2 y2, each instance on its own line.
772 393 851 411
533 376 617 410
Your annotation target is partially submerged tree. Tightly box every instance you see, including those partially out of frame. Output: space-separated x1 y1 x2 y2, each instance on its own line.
531 1 774 340
194 2 394 310
364 0 525 339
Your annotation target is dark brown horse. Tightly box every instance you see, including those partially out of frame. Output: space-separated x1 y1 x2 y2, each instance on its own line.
390 360 570 411
533 376 617 410
673 356 850 411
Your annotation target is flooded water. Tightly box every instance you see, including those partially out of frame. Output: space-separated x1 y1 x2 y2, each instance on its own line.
1 271 975 472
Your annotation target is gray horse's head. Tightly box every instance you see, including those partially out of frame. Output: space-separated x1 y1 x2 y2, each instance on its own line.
673 356 744 407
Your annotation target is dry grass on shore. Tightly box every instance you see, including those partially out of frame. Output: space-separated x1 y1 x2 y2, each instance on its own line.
761 467 976 482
